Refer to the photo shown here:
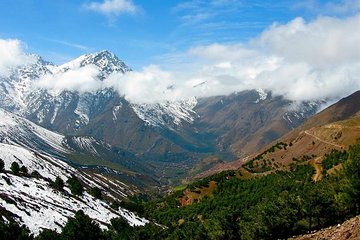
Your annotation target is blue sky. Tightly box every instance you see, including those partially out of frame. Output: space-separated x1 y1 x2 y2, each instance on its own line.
1 0 360 104
0 0 339 69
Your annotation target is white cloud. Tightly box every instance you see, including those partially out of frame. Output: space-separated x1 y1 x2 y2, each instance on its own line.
84 0 138 16
0 39 35 77
104 65 184 103
254 16 360 67
29 14 360 104
111 14 360 103
35 65 102 94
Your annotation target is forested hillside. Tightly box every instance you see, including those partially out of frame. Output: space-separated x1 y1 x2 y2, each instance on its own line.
141 140 360 239
2 140 360 239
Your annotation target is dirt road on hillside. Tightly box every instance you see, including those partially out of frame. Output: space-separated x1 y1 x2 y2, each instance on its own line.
304 130 343 148
311 157 323 182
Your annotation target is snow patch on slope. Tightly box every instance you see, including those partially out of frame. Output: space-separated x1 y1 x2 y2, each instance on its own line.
254 89 268 103
0 143 148 235
0 143 73 181
112 104 122 121
282 101 319 127
70 136 104 156
131 97 198 127
0 108 68 153
0 173 147 235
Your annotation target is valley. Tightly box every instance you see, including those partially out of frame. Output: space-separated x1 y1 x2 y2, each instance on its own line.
0 50 321 187
0 51 359 239
1 1 360 239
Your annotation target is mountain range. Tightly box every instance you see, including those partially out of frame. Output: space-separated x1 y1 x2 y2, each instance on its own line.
1 50 349 235
0 50 320 184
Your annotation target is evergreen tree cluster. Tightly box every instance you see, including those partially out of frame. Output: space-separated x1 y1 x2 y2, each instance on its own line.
10 162 28 175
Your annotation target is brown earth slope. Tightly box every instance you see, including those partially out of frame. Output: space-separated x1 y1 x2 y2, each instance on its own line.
296 90 360 131
196 90 360 178
291 215 360 240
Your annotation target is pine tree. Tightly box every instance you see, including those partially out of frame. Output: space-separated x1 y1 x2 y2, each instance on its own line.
344 141 360 214
10 162 20 175
67 176 84 196
61 210 102 240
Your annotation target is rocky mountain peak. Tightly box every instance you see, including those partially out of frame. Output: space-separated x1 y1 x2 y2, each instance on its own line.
30 54 54 66
57 50 131 77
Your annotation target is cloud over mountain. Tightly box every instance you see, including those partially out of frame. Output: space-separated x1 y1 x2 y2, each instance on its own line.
118 14 360 103
35 65 102 93
2 14 360 104
0 39 35 77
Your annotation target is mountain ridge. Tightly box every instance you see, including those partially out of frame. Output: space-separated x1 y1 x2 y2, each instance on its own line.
0 50 322 183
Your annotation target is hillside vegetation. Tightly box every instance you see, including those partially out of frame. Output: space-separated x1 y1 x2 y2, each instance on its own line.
2 140 360 239
138 140 360 239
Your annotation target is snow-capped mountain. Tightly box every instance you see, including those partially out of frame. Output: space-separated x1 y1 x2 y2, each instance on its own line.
0 51 322 233
54 50 131 77
0 107 153 190
0 55 51 114
0 108 148 235
0 50 321 180
0 50 197 133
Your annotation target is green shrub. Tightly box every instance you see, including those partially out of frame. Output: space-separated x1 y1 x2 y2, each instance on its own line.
51 176 65 192
20 165 28 174
89 187 102 199
35 229 60 240
31 171 41 179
